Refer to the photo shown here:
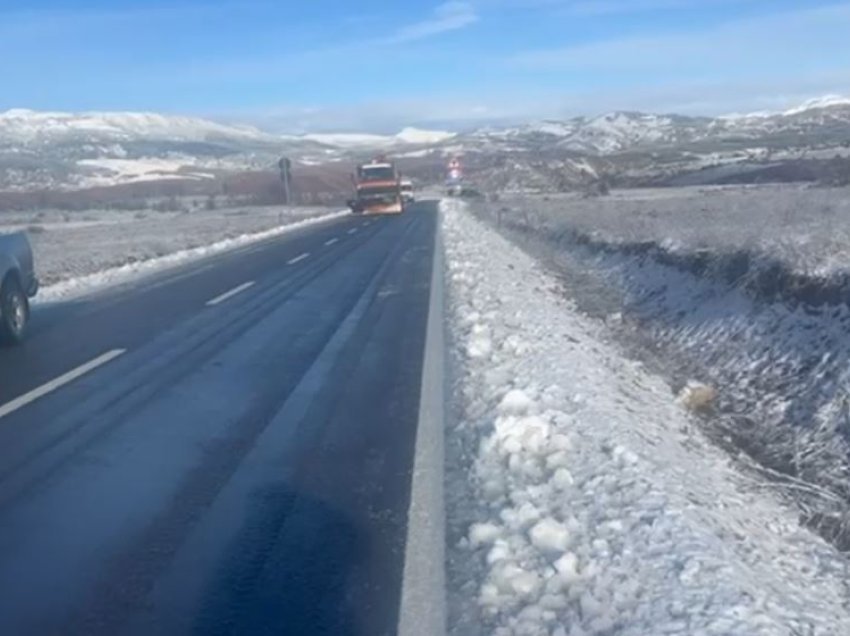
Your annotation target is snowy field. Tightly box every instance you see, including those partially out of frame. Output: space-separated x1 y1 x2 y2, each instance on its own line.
0 204 339 296
442 198 850 636
495 185 850 277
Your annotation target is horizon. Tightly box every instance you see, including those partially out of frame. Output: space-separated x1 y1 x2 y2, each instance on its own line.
2 94 849 136
2 1 850 133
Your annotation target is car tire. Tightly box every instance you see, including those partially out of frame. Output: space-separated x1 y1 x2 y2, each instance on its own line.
0 276 28 345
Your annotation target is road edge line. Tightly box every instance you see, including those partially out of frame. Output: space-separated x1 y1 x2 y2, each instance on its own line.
397 207 447 636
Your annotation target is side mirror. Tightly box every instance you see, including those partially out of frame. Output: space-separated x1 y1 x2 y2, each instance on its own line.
346 199 357 210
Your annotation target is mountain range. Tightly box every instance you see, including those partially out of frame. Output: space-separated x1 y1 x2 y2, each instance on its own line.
1 96 850 198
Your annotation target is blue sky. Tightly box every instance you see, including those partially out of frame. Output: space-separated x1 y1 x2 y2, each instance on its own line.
2 0 850 131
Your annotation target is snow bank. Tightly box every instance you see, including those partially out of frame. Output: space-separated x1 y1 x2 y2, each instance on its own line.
38 209 347 302
477 191 850 550
442 198 850 635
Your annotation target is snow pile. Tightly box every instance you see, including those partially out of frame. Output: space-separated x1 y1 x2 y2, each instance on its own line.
37 208 346 302
442 198 850 635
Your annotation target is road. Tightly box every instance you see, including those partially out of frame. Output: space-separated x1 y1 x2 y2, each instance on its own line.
0 201 439 636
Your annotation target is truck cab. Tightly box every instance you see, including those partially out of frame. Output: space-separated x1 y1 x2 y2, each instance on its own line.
350 159 404 215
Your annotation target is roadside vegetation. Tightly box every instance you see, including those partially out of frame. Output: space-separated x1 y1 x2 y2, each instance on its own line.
474 184 850 551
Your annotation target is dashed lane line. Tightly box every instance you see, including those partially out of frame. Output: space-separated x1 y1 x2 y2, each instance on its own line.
287 252 310 265
0 349 127 420
206 281 256 306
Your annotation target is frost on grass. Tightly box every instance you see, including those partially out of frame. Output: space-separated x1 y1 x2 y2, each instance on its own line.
442 197 850 636
489 185 850 279
476 187 850 551
10 205 344 301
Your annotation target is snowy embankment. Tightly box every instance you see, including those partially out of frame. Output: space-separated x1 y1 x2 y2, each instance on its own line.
480 188 850 551
0 205 344 302
442 198 850 636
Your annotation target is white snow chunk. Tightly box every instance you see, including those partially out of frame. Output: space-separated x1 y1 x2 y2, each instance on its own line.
553 552 581 584
498 389 534 415
494 563 542 599
467 327 493 359
530 519 571 553
469 522 502 548
551 468 575 489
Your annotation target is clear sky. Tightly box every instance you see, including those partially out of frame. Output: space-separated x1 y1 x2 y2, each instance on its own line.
2 0 850 131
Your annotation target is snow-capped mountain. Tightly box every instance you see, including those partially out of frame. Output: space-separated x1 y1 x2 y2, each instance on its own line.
0 109 282 145
481 112 715 154
443 97 850 192
0 109 336 193
1 95 849 194
460 98 850 156
0 110 462 192
303 127 455 149
0 109 455 150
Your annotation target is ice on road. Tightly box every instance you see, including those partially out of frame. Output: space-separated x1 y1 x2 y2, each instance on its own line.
442 198 850 636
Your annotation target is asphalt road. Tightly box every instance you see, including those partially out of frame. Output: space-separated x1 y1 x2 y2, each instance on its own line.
0 201 438 636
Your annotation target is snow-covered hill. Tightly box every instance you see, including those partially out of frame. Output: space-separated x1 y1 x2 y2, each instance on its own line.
0 109 281 145
0 110 463 191
1 95 849 194
439 96 850 191
0 109 331 192
304 126 455 149
459 99 850 156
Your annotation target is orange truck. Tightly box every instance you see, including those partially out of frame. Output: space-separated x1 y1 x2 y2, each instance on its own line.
348 159 404 215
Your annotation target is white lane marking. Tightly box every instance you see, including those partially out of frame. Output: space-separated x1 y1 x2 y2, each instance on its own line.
324 238 339 247
361 222 369 227
206 281 255 306
347 228 358 235
287 252 310 265
0 349 127 420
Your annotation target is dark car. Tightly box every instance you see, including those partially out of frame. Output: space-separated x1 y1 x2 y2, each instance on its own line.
0 232 38 344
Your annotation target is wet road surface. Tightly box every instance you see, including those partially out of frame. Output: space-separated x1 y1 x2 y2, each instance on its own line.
0 202 438 635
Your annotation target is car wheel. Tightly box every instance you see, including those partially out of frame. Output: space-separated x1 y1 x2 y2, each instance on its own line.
0 276 28 345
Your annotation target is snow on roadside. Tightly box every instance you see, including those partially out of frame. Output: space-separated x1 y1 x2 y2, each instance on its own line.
38 210 347 302
442 198 850 636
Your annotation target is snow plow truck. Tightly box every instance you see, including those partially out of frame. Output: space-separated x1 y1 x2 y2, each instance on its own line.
347 158 405 215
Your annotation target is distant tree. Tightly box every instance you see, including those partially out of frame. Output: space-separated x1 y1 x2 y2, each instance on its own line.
205 195 217 211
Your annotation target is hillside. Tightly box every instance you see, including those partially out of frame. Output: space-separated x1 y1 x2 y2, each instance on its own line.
2 96 850 201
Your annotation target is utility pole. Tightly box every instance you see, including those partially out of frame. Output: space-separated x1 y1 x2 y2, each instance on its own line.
279 157 292 206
